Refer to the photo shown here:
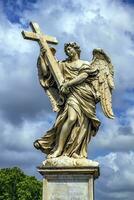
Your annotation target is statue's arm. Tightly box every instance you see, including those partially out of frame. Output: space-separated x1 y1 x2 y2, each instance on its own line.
68 72 88 87
60 72 88 94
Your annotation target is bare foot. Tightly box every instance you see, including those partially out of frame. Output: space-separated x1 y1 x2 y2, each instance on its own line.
72 153 84 159
47 149 62 159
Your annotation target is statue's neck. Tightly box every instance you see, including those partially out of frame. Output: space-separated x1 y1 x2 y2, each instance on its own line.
70 54 79 62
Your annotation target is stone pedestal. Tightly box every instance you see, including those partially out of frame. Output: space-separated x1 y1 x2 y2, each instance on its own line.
38 166 100 200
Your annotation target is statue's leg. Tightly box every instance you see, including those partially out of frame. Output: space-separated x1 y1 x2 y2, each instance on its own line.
48 106 77 158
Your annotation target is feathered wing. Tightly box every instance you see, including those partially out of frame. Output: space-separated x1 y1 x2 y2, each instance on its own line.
91 49 115 119
37 55 61 112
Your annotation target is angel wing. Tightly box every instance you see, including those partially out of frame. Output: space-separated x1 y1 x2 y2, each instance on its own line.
37 55 63 112
91 48 115 119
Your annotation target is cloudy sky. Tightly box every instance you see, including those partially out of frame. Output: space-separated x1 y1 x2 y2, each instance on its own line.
0 0 134 199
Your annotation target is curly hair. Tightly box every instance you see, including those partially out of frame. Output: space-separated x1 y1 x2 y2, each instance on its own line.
64 42 81 58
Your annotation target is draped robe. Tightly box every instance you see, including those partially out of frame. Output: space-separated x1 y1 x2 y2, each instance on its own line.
34 59 101 158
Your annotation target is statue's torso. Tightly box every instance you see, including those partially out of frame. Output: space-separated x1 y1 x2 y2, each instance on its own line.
61 59 90 81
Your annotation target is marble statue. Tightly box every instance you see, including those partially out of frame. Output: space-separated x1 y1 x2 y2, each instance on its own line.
22 22 115 167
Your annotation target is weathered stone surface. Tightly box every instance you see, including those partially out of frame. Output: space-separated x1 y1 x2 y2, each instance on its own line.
43 156 99 168
38 166 100 200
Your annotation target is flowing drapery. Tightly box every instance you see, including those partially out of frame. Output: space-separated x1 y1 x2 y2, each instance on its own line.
34 60 100 157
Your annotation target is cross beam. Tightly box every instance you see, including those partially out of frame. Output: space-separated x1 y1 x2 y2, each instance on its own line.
22 22 58 45
22 22 64 87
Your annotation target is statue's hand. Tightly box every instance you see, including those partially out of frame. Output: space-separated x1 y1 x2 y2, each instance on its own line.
40 46 46 57
60 82 70 94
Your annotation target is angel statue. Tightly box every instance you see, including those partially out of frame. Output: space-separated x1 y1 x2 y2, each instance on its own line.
33 42 114 165
22 22 114 166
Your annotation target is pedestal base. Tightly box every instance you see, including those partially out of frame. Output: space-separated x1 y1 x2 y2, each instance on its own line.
38 166 100 200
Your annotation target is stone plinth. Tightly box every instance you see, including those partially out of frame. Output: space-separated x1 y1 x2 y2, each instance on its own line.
38 166 100 200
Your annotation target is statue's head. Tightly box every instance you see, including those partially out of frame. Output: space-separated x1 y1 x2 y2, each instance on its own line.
64 42 81 58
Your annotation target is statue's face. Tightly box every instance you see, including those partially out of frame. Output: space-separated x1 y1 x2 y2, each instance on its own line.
65 46 77 58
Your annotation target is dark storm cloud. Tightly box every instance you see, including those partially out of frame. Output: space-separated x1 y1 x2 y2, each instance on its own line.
0 81 51 125
2 0 38 24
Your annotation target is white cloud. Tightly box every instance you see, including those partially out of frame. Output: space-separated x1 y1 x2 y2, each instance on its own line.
19 0 134 93
0 111 55 151
96 151 134 200
0 6 53 124
0 110 55 174
91 111 134 152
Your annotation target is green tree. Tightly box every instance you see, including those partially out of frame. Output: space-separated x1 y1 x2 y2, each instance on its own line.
0 167 42 200
17 176 42 200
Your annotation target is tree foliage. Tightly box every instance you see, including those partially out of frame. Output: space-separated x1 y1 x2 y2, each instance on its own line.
0 167 42 200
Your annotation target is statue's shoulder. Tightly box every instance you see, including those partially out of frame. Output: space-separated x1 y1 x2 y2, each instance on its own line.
59 59 69 65
59 59 90 69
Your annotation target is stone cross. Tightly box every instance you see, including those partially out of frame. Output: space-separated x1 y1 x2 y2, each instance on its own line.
22 22 58 45
22 22 64 87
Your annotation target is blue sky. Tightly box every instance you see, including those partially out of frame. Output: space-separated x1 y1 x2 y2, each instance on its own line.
0 0 134 199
